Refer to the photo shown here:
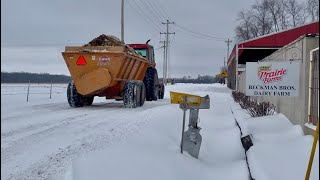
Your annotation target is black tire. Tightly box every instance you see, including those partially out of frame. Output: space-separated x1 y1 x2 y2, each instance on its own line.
123 80 139 108
84 96 94 106
143 68 159 101
158 84 165 99
67 81 85 107
139 81 146 106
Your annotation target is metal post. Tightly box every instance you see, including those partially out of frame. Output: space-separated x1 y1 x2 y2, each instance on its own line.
50 81 53 99
27 80 30 102
180 108 187 154
121 0 124 43
180 96 188 154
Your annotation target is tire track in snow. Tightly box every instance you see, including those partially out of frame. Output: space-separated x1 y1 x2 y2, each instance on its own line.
2 102 170 180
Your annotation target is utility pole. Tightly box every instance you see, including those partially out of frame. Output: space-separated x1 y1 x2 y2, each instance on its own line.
161 20 175 85
160 40 166 84
121 0 124 43
225 38 232 60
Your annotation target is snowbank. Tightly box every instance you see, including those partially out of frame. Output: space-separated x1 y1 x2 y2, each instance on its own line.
231 102 319 180
65 84 249 180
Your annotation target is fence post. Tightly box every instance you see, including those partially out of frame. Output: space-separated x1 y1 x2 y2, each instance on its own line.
27 80 30 102
50 81 53 99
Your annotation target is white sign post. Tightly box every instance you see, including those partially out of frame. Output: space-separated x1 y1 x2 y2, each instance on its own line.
246 62 300 97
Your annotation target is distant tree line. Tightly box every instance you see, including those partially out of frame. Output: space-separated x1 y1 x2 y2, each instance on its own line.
1 72 71 83
235 0 319 42
2 72 220 84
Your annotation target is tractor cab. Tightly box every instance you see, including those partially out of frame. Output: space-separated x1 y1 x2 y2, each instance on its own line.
127 43 156 68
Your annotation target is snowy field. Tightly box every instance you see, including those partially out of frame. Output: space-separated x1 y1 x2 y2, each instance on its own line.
1 83 248 180
1 83 318 180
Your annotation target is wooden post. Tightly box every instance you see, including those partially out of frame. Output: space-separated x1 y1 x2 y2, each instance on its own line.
50 81 53 99
27 80 30 102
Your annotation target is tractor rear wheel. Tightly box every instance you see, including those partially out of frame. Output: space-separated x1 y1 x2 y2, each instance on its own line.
158 84 165 99
123 80 140 108
143 68 159 101
139 81 146 106
67 81 85 108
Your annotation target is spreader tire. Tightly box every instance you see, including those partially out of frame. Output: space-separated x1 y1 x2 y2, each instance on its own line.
67 81 86 108
123 80 140 108
84 96 94 106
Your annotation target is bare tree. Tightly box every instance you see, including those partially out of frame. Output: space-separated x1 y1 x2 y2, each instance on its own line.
307 0 319 21
285 0 306 27
251 0 273 35
235 10 253 41
266 0 281 31
278 0 290 30
234 0 315 42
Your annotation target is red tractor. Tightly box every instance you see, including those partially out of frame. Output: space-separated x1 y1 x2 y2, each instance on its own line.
127 42 165 101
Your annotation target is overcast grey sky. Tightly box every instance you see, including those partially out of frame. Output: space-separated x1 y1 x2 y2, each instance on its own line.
1 0 254 78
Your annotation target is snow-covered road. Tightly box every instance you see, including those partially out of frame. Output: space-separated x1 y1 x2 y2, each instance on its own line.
1 83 248 180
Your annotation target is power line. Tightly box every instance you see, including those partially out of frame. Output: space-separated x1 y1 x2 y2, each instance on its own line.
127 0 160 33
136 0 165 30
129 0 164 32
171 25 221 41
154 0 171 21
174 23 225 41
144 0 166 22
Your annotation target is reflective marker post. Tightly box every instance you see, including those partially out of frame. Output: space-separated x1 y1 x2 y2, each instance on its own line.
27 80 30 102
50 81 53 99
305 121 319 180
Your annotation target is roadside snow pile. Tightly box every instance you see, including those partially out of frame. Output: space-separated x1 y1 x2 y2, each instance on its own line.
248 136 319 180
231 102 319 180
65 85 249 180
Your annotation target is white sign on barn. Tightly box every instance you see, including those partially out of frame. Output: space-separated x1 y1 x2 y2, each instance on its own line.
245 62 300 96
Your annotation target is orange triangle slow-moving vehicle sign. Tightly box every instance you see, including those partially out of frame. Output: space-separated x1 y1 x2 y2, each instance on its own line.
76 55 87 65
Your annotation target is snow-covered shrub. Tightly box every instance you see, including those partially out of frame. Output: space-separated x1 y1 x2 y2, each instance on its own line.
232 91 276 117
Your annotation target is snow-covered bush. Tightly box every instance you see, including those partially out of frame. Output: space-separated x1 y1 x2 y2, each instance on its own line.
232 91 276 117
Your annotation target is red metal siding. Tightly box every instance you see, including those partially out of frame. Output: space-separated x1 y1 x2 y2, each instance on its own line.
227 21 319 66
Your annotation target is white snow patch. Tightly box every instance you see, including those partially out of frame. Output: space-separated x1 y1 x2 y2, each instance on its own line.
1 83 249 180
248 136 319 180
231 101 319 180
